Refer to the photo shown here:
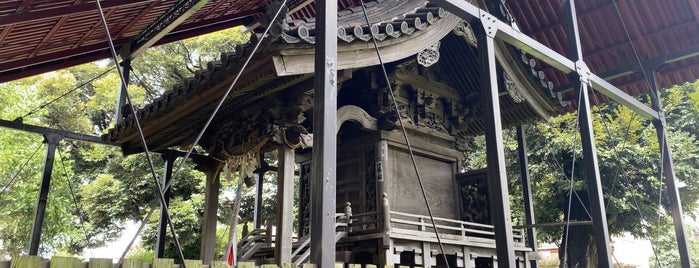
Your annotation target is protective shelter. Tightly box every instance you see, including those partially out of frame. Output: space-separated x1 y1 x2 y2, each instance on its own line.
1 0 699 267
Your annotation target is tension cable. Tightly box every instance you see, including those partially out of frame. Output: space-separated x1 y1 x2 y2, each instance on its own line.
56 146 94 256
18 67 115 121
94 0 187 264
561 82 584 267
610 0 668 265
589 88 662 262
0 142 42 196
113 0 288 264
358 1 450 266
162 0 287 197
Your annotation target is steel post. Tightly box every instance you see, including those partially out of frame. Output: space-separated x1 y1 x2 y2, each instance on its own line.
475 20 516 267
645 68 692 267
563 1 613 266
516 125 538 268
115 59 131 124
28 133 62 255
156 153 176 258
310 0 338 265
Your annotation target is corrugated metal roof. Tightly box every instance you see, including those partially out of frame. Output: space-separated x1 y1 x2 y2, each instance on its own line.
506 0 699 104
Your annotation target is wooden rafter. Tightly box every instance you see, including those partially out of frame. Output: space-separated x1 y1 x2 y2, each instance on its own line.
72 8 118 49
115 0 162 37
0 0 151 27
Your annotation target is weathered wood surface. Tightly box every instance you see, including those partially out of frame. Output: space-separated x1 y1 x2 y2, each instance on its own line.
387 149 455 219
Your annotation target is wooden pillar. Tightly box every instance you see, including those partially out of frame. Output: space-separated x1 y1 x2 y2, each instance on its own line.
310 0 338 266
475 19 516 267
254 172 263 229
376 140 388 231
199 162 222 264
275 144 295 265
29 133 62 255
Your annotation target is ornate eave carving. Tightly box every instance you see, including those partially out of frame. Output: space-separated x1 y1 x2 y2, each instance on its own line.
417 41 441 67
272 14 461 76
453 20 478 47
503 71 525 103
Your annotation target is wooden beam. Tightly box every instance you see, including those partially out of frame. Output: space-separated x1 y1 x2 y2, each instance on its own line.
200 165 221 265
0 0 152 27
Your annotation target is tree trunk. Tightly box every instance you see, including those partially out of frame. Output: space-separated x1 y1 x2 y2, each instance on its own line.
559 191 595 268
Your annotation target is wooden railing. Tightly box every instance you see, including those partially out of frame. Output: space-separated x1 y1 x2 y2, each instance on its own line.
289 211 350 266
0 256 407 268
348 211 381 234
237 228 269 261
387 210 525 244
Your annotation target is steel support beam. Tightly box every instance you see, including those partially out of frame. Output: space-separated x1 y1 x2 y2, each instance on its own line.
156 153 176 258
563 1 613 266
115 59 131 124
475 21 516 267
516 125 538 268
430 0 658 121
28 133 62 255
126 0 211 59
309 0 337 265
0 119 115 146
645 68 692 267
555 44 699 93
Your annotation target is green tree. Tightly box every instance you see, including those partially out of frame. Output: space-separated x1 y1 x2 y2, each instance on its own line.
650 218 699 267
464 81 699 267
0 26 251 259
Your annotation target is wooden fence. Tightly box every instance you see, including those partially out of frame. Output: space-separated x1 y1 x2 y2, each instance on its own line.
0 256 402 268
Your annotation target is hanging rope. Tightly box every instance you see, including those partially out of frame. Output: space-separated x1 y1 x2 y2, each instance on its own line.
0 142 42 196
94 0 188 264
357 1 450 266
222 164 245 265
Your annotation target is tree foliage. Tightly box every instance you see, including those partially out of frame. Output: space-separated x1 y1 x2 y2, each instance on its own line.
0 26 250 259
463 81 699 267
